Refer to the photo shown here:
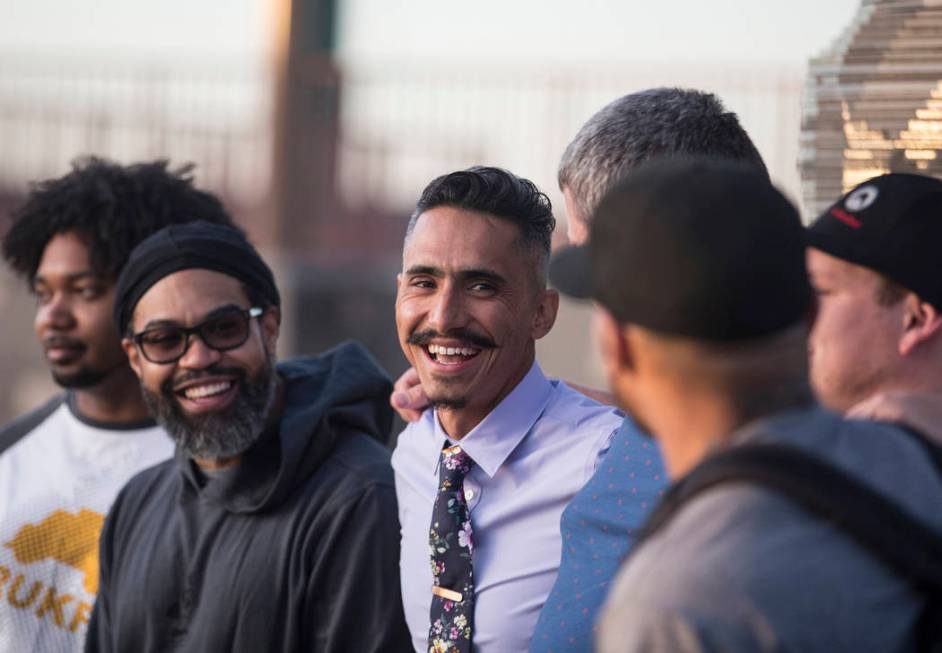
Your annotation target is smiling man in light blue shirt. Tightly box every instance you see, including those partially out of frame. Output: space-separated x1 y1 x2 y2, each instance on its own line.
391 89 769 652
392 166 623 653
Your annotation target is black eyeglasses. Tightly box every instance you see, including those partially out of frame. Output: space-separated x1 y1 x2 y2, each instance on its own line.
132 307 264 364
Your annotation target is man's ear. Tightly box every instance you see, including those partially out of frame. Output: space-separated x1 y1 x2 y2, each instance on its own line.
899 295 942 356
594 305 634 377
122 338 143 378
531 289 559 340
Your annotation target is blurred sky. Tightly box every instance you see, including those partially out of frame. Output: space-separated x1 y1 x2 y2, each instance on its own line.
0 0 860 67
0 0 867 396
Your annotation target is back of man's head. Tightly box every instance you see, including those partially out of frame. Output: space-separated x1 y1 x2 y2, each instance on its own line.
552 159 811 430
3 156 239 282
558 88 768 226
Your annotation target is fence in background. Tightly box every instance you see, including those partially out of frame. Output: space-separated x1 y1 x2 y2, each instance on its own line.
0 53 806 420
0 54 273 208
0 54 805 218
338 58 806 217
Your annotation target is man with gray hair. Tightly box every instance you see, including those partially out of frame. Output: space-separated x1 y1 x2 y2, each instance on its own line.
556 87 768 244
534 88 771 653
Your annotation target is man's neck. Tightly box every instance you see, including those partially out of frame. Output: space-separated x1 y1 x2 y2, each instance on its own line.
846 387 942 446
877 367 942 401
654 399 742 479
435 358 535 440
437 408 487 441
653 389 812 479
71 365 151 425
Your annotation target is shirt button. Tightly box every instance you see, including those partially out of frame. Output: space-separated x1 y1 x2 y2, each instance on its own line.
464 487 475 501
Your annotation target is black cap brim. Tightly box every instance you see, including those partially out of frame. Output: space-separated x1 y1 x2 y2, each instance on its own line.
549 245 593 299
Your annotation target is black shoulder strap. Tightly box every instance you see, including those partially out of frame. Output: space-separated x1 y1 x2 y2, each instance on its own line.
0 394 66 457
637 442 942 593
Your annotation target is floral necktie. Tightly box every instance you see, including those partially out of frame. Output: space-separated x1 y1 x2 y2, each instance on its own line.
428 444 475 653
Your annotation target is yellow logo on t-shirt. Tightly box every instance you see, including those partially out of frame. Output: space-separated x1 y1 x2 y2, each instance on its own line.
4 508 104 594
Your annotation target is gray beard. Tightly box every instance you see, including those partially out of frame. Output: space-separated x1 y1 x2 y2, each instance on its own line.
142 353 277 460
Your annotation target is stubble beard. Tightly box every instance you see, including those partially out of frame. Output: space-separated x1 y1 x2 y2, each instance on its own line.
142 351 278 460
53 365 109 389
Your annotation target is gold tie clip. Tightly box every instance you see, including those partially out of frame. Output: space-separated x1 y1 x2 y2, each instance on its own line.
431 586 463 602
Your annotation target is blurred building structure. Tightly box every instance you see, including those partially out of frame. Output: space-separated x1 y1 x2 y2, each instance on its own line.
0 3 806 422
801 0 942 216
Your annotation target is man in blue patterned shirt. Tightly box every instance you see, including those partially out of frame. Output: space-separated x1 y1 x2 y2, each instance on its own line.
531 88 770 653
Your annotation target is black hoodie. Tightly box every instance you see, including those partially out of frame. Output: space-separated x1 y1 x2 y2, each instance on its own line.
86 342 412 653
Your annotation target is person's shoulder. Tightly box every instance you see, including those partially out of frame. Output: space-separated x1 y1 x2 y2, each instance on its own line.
614 475 915 653
646 482 805 558
390 410 435 465
0 394 66 457
598 587 776 653
634 475 903 601
608 487 788 637
279 343 392 402
109 457 178 516
544 379 623 431
289 433 398 532
756 407 942 531
306 430 396 514
327 429 394 480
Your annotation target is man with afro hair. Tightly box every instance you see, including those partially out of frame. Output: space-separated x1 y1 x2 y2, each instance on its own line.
0 157 237 652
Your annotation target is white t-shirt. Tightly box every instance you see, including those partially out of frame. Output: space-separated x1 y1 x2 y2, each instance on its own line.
0 398 173 652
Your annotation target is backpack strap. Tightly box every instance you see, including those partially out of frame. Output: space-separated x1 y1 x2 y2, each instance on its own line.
636 442 942 593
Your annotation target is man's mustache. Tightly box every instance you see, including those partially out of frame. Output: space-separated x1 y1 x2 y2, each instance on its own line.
407 329 495 350
42 335 85 351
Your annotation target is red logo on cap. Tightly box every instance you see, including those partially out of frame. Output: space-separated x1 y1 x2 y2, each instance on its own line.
829 207 862 229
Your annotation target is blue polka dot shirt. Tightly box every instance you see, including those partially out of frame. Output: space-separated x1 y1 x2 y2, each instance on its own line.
529 416 666 653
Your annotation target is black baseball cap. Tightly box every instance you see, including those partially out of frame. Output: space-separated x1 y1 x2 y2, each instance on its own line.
551 159 811 341
806 173 942 311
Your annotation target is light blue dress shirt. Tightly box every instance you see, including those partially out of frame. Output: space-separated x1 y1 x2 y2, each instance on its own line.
392 362 623 653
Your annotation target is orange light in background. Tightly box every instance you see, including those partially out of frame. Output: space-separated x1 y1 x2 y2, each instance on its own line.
268 0 293 71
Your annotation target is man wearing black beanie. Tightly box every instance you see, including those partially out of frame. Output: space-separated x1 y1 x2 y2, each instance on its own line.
552 160 942 652
85 221 411 653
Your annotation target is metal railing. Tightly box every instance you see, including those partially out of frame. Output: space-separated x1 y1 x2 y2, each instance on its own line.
337 57 806 216
0 54 808 419
0 54 806 217
0 53 273 206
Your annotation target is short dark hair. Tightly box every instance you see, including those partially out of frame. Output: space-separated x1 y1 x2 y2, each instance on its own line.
875 275 908 307
558 87 769 222
3 156 239 282
407 166 555 281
